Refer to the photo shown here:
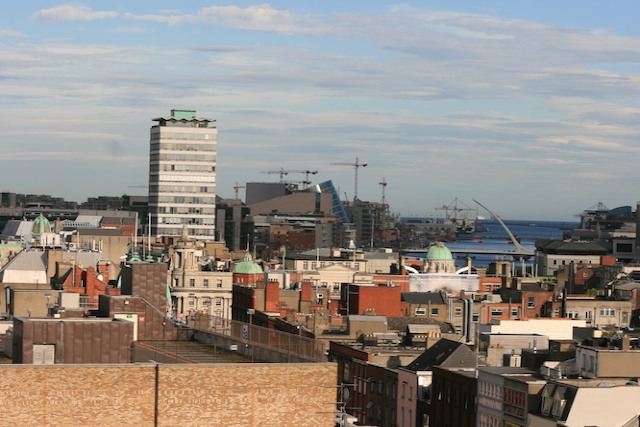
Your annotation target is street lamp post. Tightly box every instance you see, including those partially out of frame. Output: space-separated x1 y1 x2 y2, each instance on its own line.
247 308 255 362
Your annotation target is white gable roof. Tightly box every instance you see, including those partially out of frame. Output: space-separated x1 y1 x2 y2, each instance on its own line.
563 386 640 426
0 250 47 284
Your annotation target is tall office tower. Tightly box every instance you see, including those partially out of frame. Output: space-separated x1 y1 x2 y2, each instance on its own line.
148 109 217 241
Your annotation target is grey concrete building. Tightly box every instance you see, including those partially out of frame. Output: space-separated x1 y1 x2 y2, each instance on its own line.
148 109 217 241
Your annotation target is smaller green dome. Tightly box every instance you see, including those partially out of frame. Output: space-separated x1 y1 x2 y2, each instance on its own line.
233 253 263 274
32 213 51 237
426 242 453 261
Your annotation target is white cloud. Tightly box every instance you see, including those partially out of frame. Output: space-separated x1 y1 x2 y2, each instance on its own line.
0 28 27 38
5 4 640 218
32 4 118 22
125 4 323 35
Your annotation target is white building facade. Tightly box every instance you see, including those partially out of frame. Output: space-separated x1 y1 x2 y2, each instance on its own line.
148 109 217 240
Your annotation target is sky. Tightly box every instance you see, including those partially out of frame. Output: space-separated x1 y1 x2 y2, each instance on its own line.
2 2 640 221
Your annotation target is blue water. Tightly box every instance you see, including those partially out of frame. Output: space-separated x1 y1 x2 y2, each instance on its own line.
409 219 579 269
472 219 575 241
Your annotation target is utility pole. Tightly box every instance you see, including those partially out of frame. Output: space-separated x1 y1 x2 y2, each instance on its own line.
331 157 368 202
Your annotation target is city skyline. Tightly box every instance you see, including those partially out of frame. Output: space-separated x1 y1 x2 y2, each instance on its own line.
2 2 640 221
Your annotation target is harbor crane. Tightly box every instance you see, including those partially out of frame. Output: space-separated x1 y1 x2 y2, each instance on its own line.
436 198 475 222
331 157 367 202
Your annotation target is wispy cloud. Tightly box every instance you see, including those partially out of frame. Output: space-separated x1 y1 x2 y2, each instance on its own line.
5 3 640 217
125 4 322 35
32 4 118 22
0 28 27 38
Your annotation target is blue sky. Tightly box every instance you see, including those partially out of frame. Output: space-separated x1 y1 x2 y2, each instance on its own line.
2 2 640 220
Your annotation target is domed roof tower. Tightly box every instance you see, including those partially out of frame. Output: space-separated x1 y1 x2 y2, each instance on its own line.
233 252 263 274
424 242 455 273
31 213 51 237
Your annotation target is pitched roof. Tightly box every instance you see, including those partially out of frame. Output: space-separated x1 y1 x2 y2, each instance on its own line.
535 239 610 254
614 281 640 291
0 220 33 240
403 338 476 371
0 250 48 284
561 385 640 425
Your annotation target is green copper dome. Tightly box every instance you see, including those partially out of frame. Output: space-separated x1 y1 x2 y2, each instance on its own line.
32 213 51 237
233 253 263 274
426 242 453 261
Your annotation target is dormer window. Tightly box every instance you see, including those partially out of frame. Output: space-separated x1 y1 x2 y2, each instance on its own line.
552 398 566 418
541 395 552 416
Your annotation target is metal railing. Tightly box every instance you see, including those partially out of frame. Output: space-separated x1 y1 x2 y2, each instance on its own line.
186 314 327 362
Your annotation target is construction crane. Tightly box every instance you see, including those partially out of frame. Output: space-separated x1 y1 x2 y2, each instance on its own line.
233 182 245 200
435 198 475 222
261 169 318 185
331 157 367 202
293 170 318 185
379 178 388 206
261 168 289 182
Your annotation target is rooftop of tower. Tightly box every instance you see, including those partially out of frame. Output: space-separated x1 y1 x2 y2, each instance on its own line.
152 109 215 125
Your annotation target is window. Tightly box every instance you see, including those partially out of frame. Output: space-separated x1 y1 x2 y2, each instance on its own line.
203 279 209 288
585 311 592 319
401 383 406 399
311 262 317 270
552 398 566 418
216 298 222 306
541 396 552 416
303 261 309 270
415 308 426 316
33 344 55 365
454 307 463 316
188 297 195 306
216 280 223 288
600 308 615 316
189 279 195 287
491 308 503 316
527 297 535 308
431 307 439 316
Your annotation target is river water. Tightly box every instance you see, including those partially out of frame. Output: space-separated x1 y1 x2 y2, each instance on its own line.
429 219 578 269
